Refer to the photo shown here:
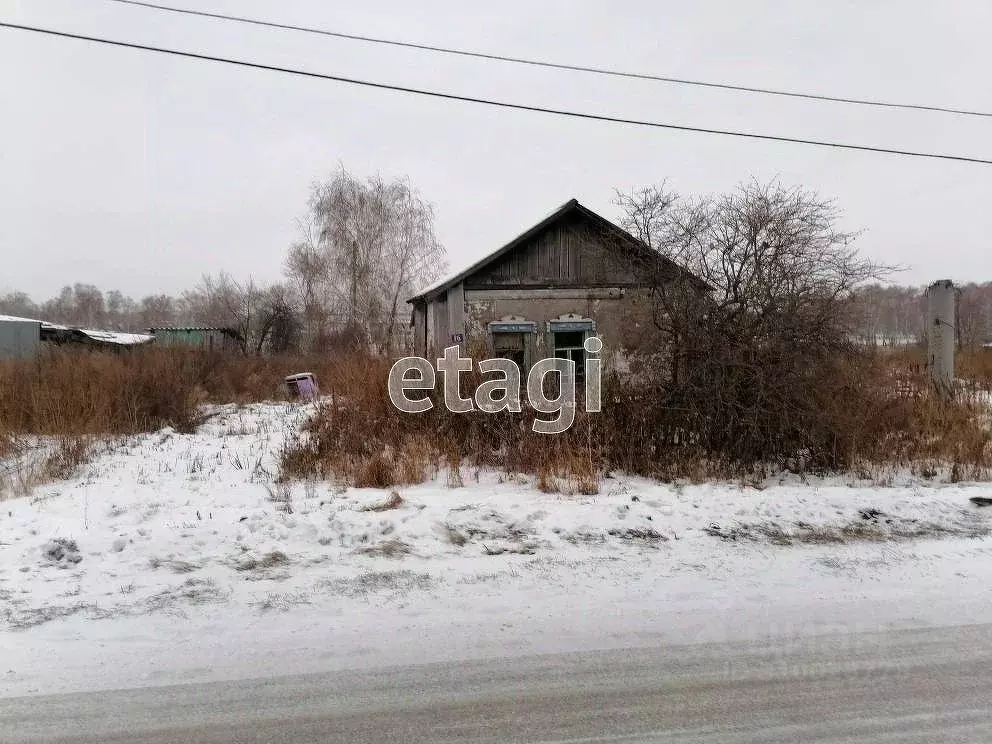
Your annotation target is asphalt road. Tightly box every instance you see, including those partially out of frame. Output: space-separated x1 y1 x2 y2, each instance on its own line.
3 623 991 743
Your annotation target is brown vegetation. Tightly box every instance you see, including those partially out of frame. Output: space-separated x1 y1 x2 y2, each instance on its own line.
0 346 375 437
277 348 992 491
1 340 989 498
0 346 375 494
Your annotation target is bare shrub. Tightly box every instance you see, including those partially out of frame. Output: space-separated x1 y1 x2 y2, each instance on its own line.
613 179 898 472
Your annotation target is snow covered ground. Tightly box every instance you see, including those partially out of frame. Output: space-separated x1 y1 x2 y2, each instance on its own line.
2 401 992 698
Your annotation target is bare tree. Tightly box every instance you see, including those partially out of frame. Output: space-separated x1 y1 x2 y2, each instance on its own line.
956 283 992 350
184 274 303 355
615 178 891 468
184 273 253 353
284 211 333 351
139 294 179 329
0 291 40 319
264 284 300 354
105 290 137 330
40 284 106 327
296 167 446 354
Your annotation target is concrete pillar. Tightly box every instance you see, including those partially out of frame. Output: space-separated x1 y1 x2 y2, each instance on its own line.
926 279 955 397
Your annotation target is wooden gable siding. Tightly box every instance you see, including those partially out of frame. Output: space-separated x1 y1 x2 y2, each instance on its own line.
465 213 641 289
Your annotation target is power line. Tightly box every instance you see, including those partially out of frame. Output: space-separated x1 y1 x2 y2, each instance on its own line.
105 0 992 120
2 20 991 166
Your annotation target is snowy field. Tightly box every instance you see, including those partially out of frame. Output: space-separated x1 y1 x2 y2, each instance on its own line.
2 401 992 697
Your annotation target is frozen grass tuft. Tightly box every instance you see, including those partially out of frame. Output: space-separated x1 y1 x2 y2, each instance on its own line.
149 557 202 574
316 570 435 600
234 551 291 572
357 538 412 558
4 602 97 631
142 578 228 613
41 538 82 568
250 591 313 613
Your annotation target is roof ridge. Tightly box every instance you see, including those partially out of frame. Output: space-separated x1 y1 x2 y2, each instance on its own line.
408 198 611 303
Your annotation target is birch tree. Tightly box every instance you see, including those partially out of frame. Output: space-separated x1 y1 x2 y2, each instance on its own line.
288 167 446 354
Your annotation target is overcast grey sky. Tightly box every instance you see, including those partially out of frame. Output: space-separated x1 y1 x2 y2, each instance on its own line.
2 0 991 300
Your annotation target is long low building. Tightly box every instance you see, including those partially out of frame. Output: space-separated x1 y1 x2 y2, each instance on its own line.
0 314 153 360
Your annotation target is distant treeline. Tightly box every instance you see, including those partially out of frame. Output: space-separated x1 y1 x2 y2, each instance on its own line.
854 282 992 348
5 280 991 356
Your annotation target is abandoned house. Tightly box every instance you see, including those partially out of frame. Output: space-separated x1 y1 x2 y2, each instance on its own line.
408 198 704 378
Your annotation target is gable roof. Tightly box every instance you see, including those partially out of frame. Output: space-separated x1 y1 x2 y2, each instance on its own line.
408 198 700 304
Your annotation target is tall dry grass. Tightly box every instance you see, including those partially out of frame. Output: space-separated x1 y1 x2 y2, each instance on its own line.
2 349 200 436
958 347 992 390
0 346 358 438
280 355 610 492
0 347 361 495
813 352 992 480
280 348 992 490
2 343 989 495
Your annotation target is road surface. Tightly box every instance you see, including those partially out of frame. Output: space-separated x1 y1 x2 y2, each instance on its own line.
3 623 991 743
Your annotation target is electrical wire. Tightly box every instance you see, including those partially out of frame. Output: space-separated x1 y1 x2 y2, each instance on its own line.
105 0 992 120
2 21 991 166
